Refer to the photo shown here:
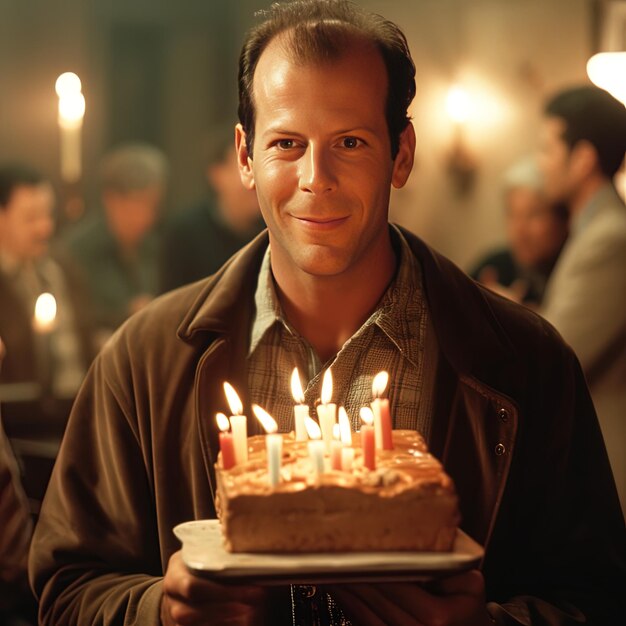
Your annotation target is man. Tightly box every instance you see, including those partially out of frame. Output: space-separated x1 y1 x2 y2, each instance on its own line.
30 2 624 625
65 143 168 340
160 129 264 292
471 156 569 307
538 86 626 514
0 164 94 397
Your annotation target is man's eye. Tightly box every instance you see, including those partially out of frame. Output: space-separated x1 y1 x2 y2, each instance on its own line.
276 139 295 150
341 136 361 149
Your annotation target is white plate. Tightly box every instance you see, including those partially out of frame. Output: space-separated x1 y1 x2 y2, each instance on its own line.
174 520 484 584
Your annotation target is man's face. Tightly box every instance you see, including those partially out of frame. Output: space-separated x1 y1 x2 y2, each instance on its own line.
0 183 55 262
237 36 413 279
505 187 567 269
539 117 576 204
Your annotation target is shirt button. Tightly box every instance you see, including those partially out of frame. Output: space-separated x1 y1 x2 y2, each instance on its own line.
301 585 317 598
498 408 509 422
495 443 506 456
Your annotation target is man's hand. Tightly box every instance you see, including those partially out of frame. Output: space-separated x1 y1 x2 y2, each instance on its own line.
161 550 268 626
328 569 493 626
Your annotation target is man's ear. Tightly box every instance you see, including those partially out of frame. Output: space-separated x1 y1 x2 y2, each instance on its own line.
235 124 255 190
570 140 600 180
391 122 416 189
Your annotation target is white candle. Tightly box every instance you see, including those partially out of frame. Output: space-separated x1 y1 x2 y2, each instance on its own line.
224 382 248 465
305 416 325 477
252 404 282 487
338 406 352 446
371 371 392 450
318 368 336 453
290 367 309 441
341 446 355 472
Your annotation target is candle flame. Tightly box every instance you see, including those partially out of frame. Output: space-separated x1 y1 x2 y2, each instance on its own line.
290 367 305 404
360 406 374 426
216 412 230 433
34 293 57 327
372 371 389 398
338 407 352 445
55 72 82 97
252 404 278 434
304 416 322 439
223 382 243 415
321 368 333 405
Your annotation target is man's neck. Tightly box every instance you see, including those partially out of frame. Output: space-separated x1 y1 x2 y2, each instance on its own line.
569 174 609 217
271 239 397 364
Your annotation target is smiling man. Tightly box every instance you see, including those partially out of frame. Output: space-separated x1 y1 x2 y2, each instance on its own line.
30 2 624 626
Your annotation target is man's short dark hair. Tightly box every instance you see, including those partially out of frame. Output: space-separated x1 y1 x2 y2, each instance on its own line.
238 0 416 159
0 164 45 210
545 86 626 178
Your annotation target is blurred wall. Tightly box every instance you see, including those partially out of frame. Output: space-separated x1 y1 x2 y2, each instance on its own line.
0 0 597 268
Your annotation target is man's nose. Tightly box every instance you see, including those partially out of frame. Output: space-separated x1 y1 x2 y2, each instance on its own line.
298 145 336 194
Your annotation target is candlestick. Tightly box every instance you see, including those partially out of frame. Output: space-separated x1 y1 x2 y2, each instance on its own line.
305 415 325 477
338 406 352 445
371 371 393 450
341 446 355 472
290 367 309 441
331 424 343 471
216 413 236 470
360 406 376 471
252 404 282 487
319 368 336 453
224 382 248 465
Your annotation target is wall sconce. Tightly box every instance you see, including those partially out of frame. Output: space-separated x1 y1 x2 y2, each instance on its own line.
445 85 478 194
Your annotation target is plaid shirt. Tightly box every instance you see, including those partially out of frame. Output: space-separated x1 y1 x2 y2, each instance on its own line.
247 225 437 442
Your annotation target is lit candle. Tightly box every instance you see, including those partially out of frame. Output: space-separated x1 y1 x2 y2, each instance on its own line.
33 293 57 334
224 382 248 465
305 416 325 477
371 371 393 450
338 406 354 471
55 72 85 183
360 406 376 471
341 446 355 472
290 367 309 441
216 412 236 470
252 405 282 487
331 424 343 471
318 368 336 454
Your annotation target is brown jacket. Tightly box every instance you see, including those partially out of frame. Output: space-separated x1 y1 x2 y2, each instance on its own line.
30 228 625 625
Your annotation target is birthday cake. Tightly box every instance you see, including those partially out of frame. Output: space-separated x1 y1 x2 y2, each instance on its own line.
215 429 460 553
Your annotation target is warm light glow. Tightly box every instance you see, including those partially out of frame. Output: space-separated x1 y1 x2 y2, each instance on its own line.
252 404 278 434
58 92 86 126
360 406 374 426
55 72 82 97
223 382 243 415
291 367 305 404
587 52 626 106
321 368 333 405
34 293 57 328
333 423 341 440
372 371 389 398
305 415 322 439
216 412 230 433
446 85 471 123
338 407 352 445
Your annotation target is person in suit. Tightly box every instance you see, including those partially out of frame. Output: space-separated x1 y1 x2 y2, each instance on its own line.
538 85 626 513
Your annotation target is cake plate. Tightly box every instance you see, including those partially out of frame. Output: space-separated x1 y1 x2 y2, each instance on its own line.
174 519 484 584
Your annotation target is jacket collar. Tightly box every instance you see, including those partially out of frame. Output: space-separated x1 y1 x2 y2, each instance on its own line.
178 226 517 379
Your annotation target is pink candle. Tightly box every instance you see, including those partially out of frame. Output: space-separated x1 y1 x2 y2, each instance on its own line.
216 413 236 470
360 407 376 471
331 424 342 470
380 398 393 450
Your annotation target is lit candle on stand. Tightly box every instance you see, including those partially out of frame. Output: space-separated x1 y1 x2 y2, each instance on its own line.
338 406 354 471
360 407 376 471
252 405 282 487
223 382 248 465
317 368 336 453
290 367 309 441
371 371 393 450
55 72 85 183
305 416 325 477
216 413 236 470
331 424 343 471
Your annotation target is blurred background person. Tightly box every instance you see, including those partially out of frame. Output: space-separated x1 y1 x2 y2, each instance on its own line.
160 128 263 292
470 156 569 307
0 338 37 626
0 164 95 397
539 85 626 514
65 143 168 342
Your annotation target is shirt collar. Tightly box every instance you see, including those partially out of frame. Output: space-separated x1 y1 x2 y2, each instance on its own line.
248 224 425 365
